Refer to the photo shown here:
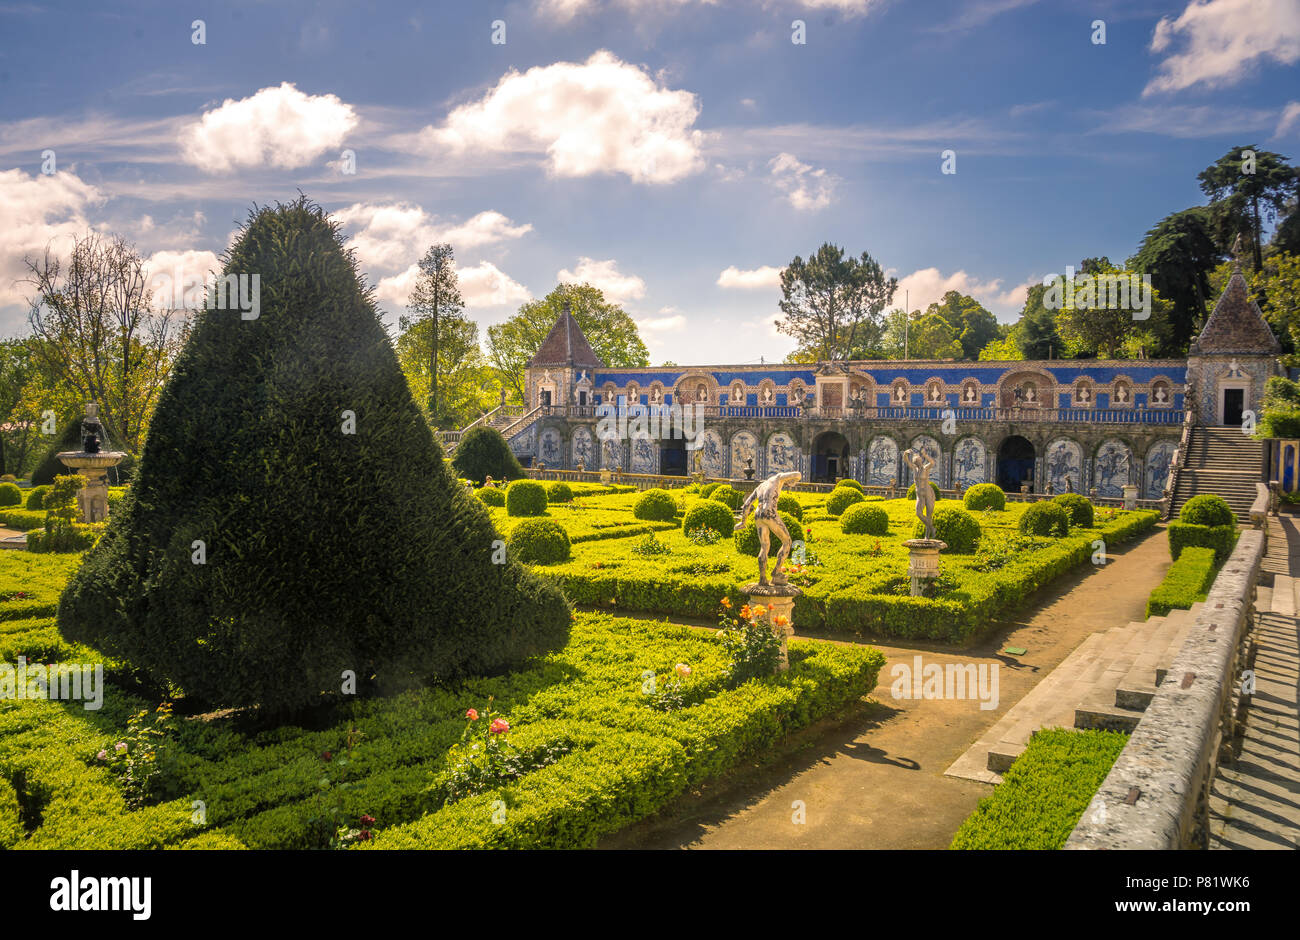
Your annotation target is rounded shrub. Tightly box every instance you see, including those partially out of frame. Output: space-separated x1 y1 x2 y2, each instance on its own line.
913 506 981 552
963 482 1005 512
505 479 548 516
825 487 864 517
450 425 525 486
546 481 574 503
0 483 21 507
841 502 889 536
777 492 803 521
711 485 742 510
25 485 50 511
834 478 865 494
633 488 678 521
699 482 722 498
1179 494 1235 528
475 486 505 507
734 510 804 556
507 518 571 565
1019 501 1071 537
682 500 735 537
1052 492 1094 528
906 481 942 500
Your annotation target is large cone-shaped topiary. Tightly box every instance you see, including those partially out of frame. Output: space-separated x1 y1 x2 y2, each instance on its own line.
58 198 571 711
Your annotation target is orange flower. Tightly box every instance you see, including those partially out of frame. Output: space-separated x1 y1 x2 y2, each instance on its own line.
739 605 751 619
775 615 790 627
720 597 731 608
752 604 766 617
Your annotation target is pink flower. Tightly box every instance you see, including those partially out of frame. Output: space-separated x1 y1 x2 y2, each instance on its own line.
114 742 127 752
96 750 108 761
490 718 510 735
466 708 479 721
675 663 692 678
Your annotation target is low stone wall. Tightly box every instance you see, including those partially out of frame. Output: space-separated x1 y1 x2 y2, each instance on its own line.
1065 528 1263 850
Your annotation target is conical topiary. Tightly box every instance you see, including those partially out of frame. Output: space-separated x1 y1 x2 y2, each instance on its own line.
58 198 571 711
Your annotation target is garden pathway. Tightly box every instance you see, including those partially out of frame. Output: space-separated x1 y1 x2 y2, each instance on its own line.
602 526 1173 849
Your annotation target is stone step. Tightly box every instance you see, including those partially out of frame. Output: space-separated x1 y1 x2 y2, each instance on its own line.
1074 697 1145 732
1114 607 1198 708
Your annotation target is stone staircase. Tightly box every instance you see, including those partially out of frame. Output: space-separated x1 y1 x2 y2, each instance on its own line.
946 603 1203 783
1170 426 1265 521
439 405 528 454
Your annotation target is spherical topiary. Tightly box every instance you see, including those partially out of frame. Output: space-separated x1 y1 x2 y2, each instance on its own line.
825 487 864 517
25 485 50 511
913 506 981 552
711 485 742 510
507 518 571 565
505 479 548 516
476 485 505 507
634 487 678 521
546 481 574 503
777 492 803 521
841 502 889 536
700 482 722 498
906 481 942 500
734 510 803 556
1052 492 1094 528
834 478 865 494
682 499 735 537
1179 494 1235 528
963 482 1006 512
1019 501 1071 537
0 483 21 507
450 425 525 486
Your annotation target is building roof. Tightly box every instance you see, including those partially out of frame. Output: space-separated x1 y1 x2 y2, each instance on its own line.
527 306 603 368
1190 268 1280 356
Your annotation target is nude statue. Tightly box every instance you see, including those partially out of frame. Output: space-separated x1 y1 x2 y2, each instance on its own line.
903 448 937 539
735 471 802 586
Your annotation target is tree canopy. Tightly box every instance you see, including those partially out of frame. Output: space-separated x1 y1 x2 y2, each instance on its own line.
776 243 897 360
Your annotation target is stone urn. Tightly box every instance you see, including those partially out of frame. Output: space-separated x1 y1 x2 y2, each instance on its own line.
741 582 801 672
744 456 755 480
902 538 947 597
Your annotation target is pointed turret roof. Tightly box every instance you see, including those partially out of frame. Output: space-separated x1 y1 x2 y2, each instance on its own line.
527 304 603 368
1190 268 1280 356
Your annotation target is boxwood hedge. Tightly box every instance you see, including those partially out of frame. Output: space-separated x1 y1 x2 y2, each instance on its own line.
505 479 548 516
508 518 572 565
841 502 889 536
1146 546 1217 618
633 488 678 522
826 488 864 517
963 483 1005 511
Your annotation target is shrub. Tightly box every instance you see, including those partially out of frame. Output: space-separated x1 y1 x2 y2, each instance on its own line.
1052 493 1094 528
451 425 525 486
475 486 505 507
0 483 20 507
963 483 1005 512
630 532 671 557
508 519 572 565
825 487 864 517
834 479 864 494
546 481 574 503
0 474 14 483
505 479 548 517
733 511 803 556
1167 521 1238 564
776 493 803 521
913 506 981 552
1019 501 1071 537
1147 546 1217 617
906 481 941 500
57 198 570 712
633 488 678 522
699 482 722 498
30 417 83 487
710 486 742 510
1179 494 1236 528
841 502 889 536
682 500 735 537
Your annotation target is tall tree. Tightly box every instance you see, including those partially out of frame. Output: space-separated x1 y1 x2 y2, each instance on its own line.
396 313 498 429
1129 206 1221 354
879 308 961 359
405 243 464 421
1053 261 1173 359
924 290 999 360
1014 284 1065 360
776 243 897 360
1198 147 1298 272
486 283 648 403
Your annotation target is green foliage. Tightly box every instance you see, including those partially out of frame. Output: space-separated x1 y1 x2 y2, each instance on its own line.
56 198 570 713
546 481 574 503
906 481 941 500
733 511 803 556
778 243 898 360
1052 493 1094 528
451 426 525 486
950 729 1129 850
29 474 100 553
0 508 46 531
505 479 548 517
913 506 980 552
630 532 672 557
30 418 83 487
475 485 505 507
710 485 742 510
825 487 864 517
699 482 722 498
840 502 889 535
1019 501 1071 537
1147 547 1217 618
1167 521 1239 564
924 290 999 361
963 483 1005 511
1178 493 1235 528
834 478 864 494
718 613 783 686
633 488 678 522
0 482 20 506
507 519 571 565
776 492 803 520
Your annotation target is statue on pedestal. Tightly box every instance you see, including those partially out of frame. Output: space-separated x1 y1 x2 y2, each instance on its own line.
735 471 801 587
903 448 936 539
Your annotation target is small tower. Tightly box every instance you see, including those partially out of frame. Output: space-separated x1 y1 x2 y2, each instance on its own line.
1186 266 1281 426
525 302 603 410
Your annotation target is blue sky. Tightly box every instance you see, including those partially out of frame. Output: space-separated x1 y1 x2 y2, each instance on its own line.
1 0 1298 364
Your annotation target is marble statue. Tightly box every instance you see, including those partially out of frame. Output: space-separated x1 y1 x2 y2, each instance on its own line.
735 471 802 586
904 447 937 539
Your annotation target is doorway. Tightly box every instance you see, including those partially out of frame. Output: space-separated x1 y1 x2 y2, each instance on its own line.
660 437 687 476
997 435 1036 492
1222 387 1244 426
811 431 850 483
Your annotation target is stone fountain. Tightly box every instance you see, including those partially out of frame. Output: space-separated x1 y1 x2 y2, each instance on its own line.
57 404 126 523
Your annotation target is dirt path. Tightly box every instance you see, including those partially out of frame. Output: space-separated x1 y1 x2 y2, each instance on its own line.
602 526 1173 849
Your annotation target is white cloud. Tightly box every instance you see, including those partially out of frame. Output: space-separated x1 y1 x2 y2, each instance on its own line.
717 265 782 289
894 267 1030 316
1145 0 1300 95
1277 101 1300 138
768 152 836 210
372 260 531 311
418 51 705 184
179 82 358 172
557 257 646 303
637 310 687 332
0 167 102 308
142 248 223 309
331 203 532 273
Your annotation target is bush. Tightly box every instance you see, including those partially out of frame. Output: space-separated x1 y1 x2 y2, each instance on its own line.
841 502 889 536
1019 501 1071 537
1052 493 1094 528
682 500 735 536
633 488 678 522
57 198 570 713
0 482 20 507
475 486 505 507
834 479 864 494
776 493 803 521
1147 546 1217 617
1179 494 1236 528
1167 521 1238 564
546 481 574 503
451 425 525 486
913 506 981 552
699 482 722 498
505 479 548 517
825 487 864 517
963 483 1005 511
906 481 941 500
733 511 803 556
710 486 742 510
508 519 572 565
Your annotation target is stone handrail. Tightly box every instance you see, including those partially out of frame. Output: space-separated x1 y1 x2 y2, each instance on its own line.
1250 482 1271 529
1065 528 1264 850
1162 421 1195 520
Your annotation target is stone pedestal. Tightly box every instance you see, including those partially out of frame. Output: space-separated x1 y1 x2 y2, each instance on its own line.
902 538 947 597
730 478 758 496
1122 484 1138 510
741 582 801 672
56 452 126 523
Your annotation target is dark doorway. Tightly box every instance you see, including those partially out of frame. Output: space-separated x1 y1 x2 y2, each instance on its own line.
540 389 552 407
660 437 687 476
997 435 1036 492
1223 388 1244 426
811 431 850 483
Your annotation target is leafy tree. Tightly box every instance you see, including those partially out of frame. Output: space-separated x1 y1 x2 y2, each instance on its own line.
486 283 648 402
1129 207 1221 353
1272 200 1300 256
880 308 961 359
1053 261 1173 359
396 312 496 429
924 291 999 360
404 243 464 421
978 333 1024 360
1198 147 1299 272
0 339 38 475
1014 284 1065 360
1254 251 1300 360
776 243 897 360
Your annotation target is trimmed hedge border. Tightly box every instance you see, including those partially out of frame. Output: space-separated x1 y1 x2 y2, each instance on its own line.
1146 546 1217 618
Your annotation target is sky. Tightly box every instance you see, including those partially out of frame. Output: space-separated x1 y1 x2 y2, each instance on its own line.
1 0 1298 365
